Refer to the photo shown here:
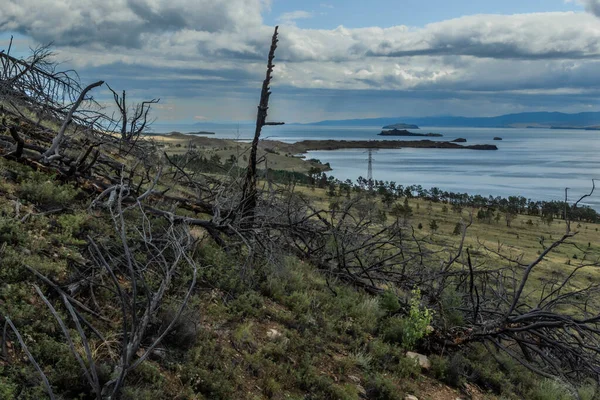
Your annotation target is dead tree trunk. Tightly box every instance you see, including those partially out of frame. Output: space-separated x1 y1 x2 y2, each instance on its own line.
108 85 159 143
42 80 104 162
239 26 284 226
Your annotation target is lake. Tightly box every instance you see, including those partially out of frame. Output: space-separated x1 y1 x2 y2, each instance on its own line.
156 124 600 209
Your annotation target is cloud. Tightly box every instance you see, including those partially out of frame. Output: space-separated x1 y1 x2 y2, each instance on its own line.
0 0 270 47
276 13 600 62
2 1 600 120
578 0 600 16
278 10 315 25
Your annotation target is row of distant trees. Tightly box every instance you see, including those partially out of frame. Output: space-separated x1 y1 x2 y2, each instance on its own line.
305 169 600 224
173 155 599 224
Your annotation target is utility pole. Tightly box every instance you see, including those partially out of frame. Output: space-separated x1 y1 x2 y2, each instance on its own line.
367 149 373 181
367 148 374 189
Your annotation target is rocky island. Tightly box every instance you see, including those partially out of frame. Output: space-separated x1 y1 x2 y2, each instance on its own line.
378 129 443 137
381 123 420 129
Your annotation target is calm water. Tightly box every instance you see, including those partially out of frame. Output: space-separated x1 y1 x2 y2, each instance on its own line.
157 124 600 209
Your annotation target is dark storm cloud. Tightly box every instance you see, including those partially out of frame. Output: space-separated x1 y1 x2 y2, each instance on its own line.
583 0 600 17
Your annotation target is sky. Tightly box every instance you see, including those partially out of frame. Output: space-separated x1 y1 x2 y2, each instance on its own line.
1 0 600 124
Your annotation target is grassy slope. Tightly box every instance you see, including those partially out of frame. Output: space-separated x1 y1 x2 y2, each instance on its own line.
148 133 330 174
0 148 593 399
0 156 493 400
301 185 600 295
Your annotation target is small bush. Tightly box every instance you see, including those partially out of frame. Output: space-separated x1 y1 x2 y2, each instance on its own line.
229 291 265 318
232 322 257 353
365 373 403 400
380 290 400 314
429 354 449 382
445 353 467 387
0 377 18 399
380 290 432 350
0 216 28 245
380 316 406 345
528 379 574 400
440 288 464 330
17 171 79 207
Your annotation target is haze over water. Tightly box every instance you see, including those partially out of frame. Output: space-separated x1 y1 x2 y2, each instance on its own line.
159 124 600 209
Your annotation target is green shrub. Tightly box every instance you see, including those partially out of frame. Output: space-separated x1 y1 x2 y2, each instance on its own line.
440 288 464 330
348 350 373 371
379 290 400 314
380 316 406 345
232 322 257 353
197 244 248 295
17 171 79 207
365 373 403 400
380 289 433 350
228 291 265 318
0 216 27 245
429 354 449 382
347 295 384 335
56 213 89 237
528 379 574 400
0 376 18 399
577 382 598 400
367 339 407 373
395 355 420 379
445 353 467 387
296 361 359 400
183 329 241 399
402 289 433 350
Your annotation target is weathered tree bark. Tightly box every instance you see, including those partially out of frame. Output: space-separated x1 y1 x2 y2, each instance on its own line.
239 26 284 226
42 80 104 162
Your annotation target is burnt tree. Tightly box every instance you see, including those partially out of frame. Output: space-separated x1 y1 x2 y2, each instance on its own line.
239 26 284 226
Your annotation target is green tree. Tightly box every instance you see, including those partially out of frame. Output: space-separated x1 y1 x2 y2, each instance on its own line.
452 222 462 236
429 219 439 234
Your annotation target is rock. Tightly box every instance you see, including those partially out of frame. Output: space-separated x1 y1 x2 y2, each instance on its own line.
266 328 282 340
451 138 467 143
405 395 419 400
493 136 503 140
406 351 431 370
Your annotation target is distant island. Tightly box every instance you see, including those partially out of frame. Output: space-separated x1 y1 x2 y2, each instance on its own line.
550 126 600 130
382 123 419 129
378 129 443 137
288 140 497 152
168 131 215 136
305 111 600 129
144 131 216 136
